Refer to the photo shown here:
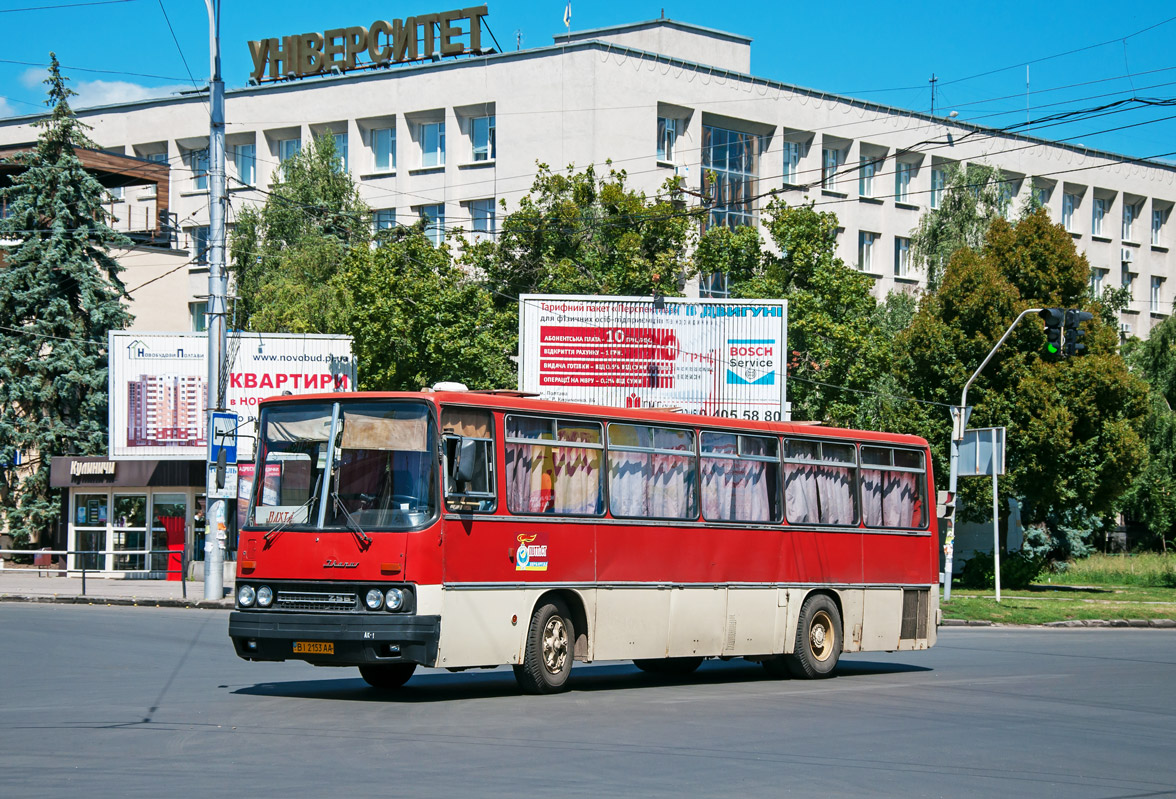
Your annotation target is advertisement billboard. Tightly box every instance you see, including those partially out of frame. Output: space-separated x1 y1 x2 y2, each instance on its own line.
109 332 356 460
518 295 788 420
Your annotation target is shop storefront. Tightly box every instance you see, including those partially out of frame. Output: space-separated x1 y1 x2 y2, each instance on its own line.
49 457 230 578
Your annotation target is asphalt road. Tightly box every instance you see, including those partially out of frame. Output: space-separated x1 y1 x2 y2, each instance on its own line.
2 604 1175 799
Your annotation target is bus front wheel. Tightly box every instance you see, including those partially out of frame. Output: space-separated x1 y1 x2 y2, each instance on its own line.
514 599 575 694
787 595 842 679
359 663 417 690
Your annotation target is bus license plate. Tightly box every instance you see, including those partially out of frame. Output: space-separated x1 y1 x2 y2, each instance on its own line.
293 641 334 655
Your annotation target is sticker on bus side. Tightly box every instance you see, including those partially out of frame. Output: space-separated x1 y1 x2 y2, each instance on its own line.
515 533 549 572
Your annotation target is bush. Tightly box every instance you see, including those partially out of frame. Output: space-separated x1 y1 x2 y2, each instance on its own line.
960 549 1045 590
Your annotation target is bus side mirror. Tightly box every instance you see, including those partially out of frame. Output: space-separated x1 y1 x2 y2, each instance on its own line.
452 438 479 485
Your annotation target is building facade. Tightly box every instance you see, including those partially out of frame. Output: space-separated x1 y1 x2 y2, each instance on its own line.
0 15 1172 338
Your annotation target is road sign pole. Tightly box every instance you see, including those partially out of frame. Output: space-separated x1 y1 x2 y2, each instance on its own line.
992 427 1001 603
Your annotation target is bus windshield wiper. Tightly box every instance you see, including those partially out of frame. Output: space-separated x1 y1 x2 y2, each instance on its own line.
331 489 372 546
263 474 321 543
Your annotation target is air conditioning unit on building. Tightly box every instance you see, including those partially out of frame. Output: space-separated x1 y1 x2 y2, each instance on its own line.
1121 247 1134 264
1120 322 1133 337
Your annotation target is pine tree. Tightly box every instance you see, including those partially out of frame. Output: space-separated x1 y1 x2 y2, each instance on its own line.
0 54 132 546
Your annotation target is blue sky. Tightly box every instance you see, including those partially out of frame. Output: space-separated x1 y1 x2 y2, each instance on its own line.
1 0 1174 162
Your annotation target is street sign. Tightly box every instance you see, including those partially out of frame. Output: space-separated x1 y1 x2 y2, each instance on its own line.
209 411 239 465
207 464 238 499
959 427 1005 477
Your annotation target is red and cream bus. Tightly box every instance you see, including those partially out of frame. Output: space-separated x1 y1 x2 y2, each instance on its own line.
229 389 939 694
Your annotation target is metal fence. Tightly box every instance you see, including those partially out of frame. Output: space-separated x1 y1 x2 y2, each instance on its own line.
0 547 188 599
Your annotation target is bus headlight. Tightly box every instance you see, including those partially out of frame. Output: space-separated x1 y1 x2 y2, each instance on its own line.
237 584 256 607
256 585 274 608
365 588 384 610
385 587 404 611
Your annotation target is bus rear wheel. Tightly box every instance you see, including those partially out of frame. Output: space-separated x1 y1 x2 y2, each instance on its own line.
514 599 575 694
359 663 417 690
633 657 704 675
787 594 842 679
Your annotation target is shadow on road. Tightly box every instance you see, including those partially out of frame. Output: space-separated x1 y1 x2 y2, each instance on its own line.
232 656 932 702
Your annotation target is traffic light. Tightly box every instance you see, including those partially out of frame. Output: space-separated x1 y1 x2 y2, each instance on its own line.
1039 308 1065 356
1064 309 1094 357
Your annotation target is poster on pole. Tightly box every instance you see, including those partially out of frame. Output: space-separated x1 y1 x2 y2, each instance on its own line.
518 295 788 420
108 331 356 460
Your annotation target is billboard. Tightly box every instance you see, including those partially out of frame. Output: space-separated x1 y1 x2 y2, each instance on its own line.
519 295 788 420
109 332 356 460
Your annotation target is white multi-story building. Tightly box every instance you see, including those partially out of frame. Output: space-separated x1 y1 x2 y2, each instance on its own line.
0 14 1171 336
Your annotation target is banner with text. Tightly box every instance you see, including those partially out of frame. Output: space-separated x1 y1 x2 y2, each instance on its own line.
519 295 788 420
108 332 355 460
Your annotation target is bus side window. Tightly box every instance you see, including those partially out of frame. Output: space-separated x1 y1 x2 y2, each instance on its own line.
442 408 496 513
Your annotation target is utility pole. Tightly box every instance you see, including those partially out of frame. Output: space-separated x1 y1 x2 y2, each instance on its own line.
930 73 937 116
204 0 229 601
944 307 1041 600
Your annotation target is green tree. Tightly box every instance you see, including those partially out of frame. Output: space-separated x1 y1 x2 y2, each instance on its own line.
1119 313 1176 550
339 224 515 391
910 163 1008 291
230 134 369 333
895 209 1148 526
0 55 132 546
694 201 894 427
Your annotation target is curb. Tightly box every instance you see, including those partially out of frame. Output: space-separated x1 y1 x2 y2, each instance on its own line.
942 617 1176 628
0 594 233 610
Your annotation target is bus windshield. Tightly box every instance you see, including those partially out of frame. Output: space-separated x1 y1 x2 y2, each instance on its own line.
250 400 437 530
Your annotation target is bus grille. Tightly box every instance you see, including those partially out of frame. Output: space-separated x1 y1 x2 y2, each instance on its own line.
275 590 358 612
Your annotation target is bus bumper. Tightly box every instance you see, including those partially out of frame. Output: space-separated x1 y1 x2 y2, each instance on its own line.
229 611 441 667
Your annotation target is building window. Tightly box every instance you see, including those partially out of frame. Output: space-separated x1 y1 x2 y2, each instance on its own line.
998 181 1015 218
822 148 840 190
373 208 396 232
1122 264 1135 297
781 141 799 186
859 157 876 198
699 272 729 299
1123 203 1136 241
373 127 395 171
1090 268 1105 297
234 144 256 186
930 168 945 209
189 301 208 332
421 122 445 168
702 125 759 230
190 226 209 264
894 162 912 203
657 116 677 163
1063 193 1076 232
278 137 301 164
859 231 878 272
1152 277 1164 314
1035 186 1050 207
1093 197 1107 237
1153 208 1167 246
192 148 209 191
333 132 348 172
143 151 167 197
420 204 444 246
471 115 495 162
469 198 495 242
894 237 911 277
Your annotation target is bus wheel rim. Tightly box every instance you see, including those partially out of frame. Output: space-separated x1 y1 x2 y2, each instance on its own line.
809 610 833 662
542 616 569 674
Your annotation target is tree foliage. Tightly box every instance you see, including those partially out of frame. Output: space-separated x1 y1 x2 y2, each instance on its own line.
230 134 369 333
0 55 132 545
910 163 1008 291
1120 313 1176 549
895 209 1148 524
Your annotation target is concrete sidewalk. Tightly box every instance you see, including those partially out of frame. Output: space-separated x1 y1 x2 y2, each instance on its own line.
0 568 233 609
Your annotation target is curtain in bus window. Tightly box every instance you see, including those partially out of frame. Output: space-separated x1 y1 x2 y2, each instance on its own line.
784 463 819 524
861 468 885 526
735 459 770 522
609 451 651 517
816 466 855 524
701 456 731 519
505 443 553 513
649 452 696 519
887 471 923 527
552 445 602 514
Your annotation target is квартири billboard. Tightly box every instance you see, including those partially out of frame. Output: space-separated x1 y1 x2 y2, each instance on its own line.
108 332 356 460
